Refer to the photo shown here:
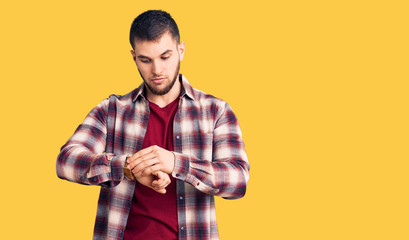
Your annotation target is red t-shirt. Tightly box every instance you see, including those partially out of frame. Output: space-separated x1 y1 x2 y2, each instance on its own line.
124 97 179 240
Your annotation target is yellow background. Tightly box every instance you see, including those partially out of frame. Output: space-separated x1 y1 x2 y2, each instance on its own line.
1 0 408 239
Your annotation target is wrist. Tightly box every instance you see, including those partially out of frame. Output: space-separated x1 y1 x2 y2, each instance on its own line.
170 151 176 174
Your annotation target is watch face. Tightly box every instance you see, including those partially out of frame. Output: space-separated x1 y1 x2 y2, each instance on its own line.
123 162 135 180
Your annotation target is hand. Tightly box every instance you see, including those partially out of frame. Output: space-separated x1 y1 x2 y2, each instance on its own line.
127 145 175 177
135 170 171 194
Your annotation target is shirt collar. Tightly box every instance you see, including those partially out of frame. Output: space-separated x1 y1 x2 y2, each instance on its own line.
132 73 195 102
179 74 195 101
132 82 146 102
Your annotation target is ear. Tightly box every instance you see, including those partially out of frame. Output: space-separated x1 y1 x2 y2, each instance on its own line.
130 50 136 62
178 41 185 61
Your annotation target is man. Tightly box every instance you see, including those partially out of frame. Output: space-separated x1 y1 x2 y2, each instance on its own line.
56 10 249 240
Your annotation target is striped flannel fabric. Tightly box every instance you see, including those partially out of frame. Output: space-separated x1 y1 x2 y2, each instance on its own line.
56 74 250 240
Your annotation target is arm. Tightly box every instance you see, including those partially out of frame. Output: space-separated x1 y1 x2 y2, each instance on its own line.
56 99 126 187
172 103 250 199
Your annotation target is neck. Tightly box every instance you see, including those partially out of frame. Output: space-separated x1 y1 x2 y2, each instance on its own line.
146 75 181 108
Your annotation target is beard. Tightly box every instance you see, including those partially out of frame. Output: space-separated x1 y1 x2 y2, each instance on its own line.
138 61 180 96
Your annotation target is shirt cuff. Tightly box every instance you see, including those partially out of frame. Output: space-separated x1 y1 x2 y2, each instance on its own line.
171 152 190 180
171 152 220 195
106 154 128 186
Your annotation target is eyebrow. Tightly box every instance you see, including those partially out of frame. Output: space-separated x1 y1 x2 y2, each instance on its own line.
137 49 173 59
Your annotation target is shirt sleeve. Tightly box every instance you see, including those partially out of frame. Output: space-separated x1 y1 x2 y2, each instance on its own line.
171 102 250 199
56 99 127 188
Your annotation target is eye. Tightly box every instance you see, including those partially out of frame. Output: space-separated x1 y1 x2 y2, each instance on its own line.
141 59 151 63
161 56 169 60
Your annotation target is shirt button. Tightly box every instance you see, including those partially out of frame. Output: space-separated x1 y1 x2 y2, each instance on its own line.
179 196 183 200
181 227 184 230
176 135 180 139
176 173 180 177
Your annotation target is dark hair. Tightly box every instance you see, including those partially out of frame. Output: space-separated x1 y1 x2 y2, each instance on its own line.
129 10 180 49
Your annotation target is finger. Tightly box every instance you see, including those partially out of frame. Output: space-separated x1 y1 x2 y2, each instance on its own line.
152 182 168 194
141 164 163 176
154 188 167 194
127 151 155 168
130 157 160 175
127 146 156 163
156 171 169 181
152 176 169 189
151 171 164 185
132 162 158 177
157 180 170 189
154 171 171 188
151 179 163 189
128 152 157 170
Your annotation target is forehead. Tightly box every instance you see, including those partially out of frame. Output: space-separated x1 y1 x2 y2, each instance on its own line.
133 33 178 57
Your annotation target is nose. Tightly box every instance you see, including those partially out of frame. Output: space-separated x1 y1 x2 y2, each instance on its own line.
151 60 163 76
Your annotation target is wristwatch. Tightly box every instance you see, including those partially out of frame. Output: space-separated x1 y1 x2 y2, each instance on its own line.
123 156 135 180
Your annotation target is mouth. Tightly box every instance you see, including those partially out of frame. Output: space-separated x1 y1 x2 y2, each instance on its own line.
152 78 165 84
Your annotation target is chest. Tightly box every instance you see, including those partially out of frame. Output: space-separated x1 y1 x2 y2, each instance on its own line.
112 99 215 161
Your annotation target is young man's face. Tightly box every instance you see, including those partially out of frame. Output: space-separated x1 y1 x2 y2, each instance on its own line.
131 32 185 96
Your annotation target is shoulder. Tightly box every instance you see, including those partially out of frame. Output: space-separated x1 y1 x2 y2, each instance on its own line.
192 86 227 108
185 84 234 123
187 86 240 130
181 74 228 112
103 84 143 108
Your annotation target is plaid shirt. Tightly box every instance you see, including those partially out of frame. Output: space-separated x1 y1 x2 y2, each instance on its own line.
56 74 250 240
